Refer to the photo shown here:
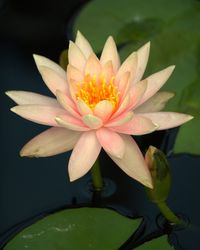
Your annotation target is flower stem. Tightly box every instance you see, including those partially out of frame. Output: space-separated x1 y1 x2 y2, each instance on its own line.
91 159 104 191
156 201 182 225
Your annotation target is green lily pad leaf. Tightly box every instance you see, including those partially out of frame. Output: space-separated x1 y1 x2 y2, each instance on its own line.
136 235 174 250
73 0 200 155
5 208 142 250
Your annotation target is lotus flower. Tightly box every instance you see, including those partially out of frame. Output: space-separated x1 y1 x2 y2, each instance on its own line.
6 31 193 188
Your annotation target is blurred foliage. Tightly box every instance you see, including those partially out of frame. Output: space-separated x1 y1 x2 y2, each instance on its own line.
73 0 200 155
59 49 68 70
4 208 142 250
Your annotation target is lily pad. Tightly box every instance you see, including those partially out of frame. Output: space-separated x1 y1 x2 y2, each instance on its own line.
4 207 142 250
136 235 173 250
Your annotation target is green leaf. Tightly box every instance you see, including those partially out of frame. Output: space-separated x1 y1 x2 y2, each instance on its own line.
5 208 142 250
136 235 174 250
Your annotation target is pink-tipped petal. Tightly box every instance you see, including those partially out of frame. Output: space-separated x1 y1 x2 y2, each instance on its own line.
67 64 84 83
85 53 101 77
11 105 66 126
38 66 69 96
135 91 175 113
106 112 134 127
33 54 67 80
93 100 113 122
82 114 103 129
111 94 130 119
117 71 131 99
133 42 150 84
142 112 193 130
76 99 93 116
75 31 93 58
68 131 101 181
127 80 148 110
20 127 80 157
56 114 90 131
100 36 120 72
139 66 175 105
109 115 158 135
68 41 86 72
108 135 153 188
101 61 115 83
96 128 125 158
5 91 60 107
56 90 81 119
116 52 137 85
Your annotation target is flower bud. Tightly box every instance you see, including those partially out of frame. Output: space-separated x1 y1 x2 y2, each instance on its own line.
145 146 171 203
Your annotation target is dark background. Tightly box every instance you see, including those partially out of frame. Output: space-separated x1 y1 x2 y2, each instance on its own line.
0 0 91 238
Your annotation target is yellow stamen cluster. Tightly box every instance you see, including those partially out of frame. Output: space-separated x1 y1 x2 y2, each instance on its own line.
76 74 119 110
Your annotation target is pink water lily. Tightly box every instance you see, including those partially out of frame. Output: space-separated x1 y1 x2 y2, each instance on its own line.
6 31 193 188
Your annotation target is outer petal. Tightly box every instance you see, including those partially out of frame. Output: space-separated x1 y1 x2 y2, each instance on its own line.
82 114 103 129
100 36 120 72
135 91 175 113
109 115 158 135
33 54 67 80
75 31 93 58
68 41 86 72
85 53 101 77
56 90 81 119
20 127 80 157
142 112 193 130
68 131 101 181
106 112 134 127
133 42 150 84
56 114 90 131
96 128 125 158
38 66 69 96
108 135 153 188
117 72 131 100
11 105 66 126
93 100 113 122
116 52 137 85
138 66 175 105
6 91 60 107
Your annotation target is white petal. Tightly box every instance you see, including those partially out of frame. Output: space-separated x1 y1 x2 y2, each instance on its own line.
139 66 175 105
68 131 101 181
20 127 80 157
135 91 175 113
142 112 193 130
11 105 66 126
106 112 134 127
33 54 67 80
6 91 60 107
38 66 69 96
96 128 125 158
75 31 93 58
108 135 153 188
133 42 150 84
68 41 86 72
100 36 120 72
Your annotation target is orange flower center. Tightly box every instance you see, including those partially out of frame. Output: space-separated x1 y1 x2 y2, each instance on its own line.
76 74 119 109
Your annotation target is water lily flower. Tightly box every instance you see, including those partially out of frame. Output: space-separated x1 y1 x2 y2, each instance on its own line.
6 31 193 188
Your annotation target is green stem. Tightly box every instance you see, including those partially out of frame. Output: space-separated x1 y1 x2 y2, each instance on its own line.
91 159 104 191
156 201 182 225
